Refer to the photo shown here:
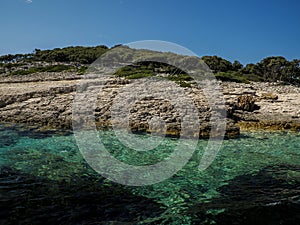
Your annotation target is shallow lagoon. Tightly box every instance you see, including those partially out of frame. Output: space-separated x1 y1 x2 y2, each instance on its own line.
1 124 300 224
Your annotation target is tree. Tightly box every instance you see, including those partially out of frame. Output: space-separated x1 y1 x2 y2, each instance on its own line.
282 59 300 84
257 56 289 82
242 63 260 75
232 60 243 71
201 56 233 73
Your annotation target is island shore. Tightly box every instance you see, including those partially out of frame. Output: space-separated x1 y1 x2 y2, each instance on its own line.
0 72 299 138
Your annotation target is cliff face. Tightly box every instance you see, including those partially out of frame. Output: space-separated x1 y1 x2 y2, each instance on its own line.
0 72 299 138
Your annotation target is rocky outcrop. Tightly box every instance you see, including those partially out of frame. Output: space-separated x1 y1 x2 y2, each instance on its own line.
0 73 299 138
260 92 279 101
234 95 259 112
222 82 300 131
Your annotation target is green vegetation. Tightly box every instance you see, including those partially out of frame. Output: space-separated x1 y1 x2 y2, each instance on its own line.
201 55 235 73
114 61 192 87
0 46 109 64
166 74 193 87
114 62 155 78
32 46 109 64
167 74 193 82
215 71 264 83
114 54 300 86
201 55 300 85
0 45 109 76
11 64 74 75
0 45 299 86
76 66 88 75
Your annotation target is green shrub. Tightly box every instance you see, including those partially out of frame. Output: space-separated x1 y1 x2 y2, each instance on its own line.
166 74 193 82
176 81 191 88
43 65 73 72
11 65 74 75
125 73 153 79
115 65 154 78
77 66 88 74
114 62 193 88
12 67 40 75
215 71 250 83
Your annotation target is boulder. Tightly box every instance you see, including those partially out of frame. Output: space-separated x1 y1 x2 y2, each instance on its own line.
260 92 279 101
235 95 259 112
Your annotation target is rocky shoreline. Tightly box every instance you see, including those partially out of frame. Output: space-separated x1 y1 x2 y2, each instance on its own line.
0 72 299 138
224 82 300 132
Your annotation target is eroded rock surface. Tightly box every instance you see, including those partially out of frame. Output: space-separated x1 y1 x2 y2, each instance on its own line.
0 73 299 137
222 82 300 131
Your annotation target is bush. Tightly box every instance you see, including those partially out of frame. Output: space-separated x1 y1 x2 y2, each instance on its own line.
77 66 88 75
176 81 191 88
12 65 74 75
125 73 153 79
215 71 264 83
166 74 193 82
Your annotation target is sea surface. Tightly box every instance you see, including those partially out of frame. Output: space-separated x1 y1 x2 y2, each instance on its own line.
0 124 300 224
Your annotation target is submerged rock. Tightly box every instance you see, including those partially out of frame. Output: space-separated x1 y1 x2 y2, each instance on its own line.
190 164 300 225
0 129 19 147
0 166 164 225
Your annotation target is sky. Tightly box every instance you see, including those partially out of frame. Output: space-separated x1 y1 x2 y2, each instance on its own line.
1 0 300 64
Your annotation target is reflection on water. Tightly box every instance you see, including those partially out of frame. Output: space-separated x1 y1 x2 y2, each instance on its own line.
0 124 300 224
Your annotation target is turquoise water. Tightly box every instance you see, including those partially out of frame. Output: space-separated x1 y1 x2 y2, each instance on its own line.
1 124 300 224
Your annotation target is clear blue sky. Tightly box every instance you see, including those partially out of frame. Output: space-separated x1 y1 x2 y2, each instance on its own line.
1 0 300 64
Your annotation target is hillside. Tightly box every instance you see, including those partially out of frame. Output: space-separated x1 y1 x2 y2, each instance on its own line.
1 45 300 85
